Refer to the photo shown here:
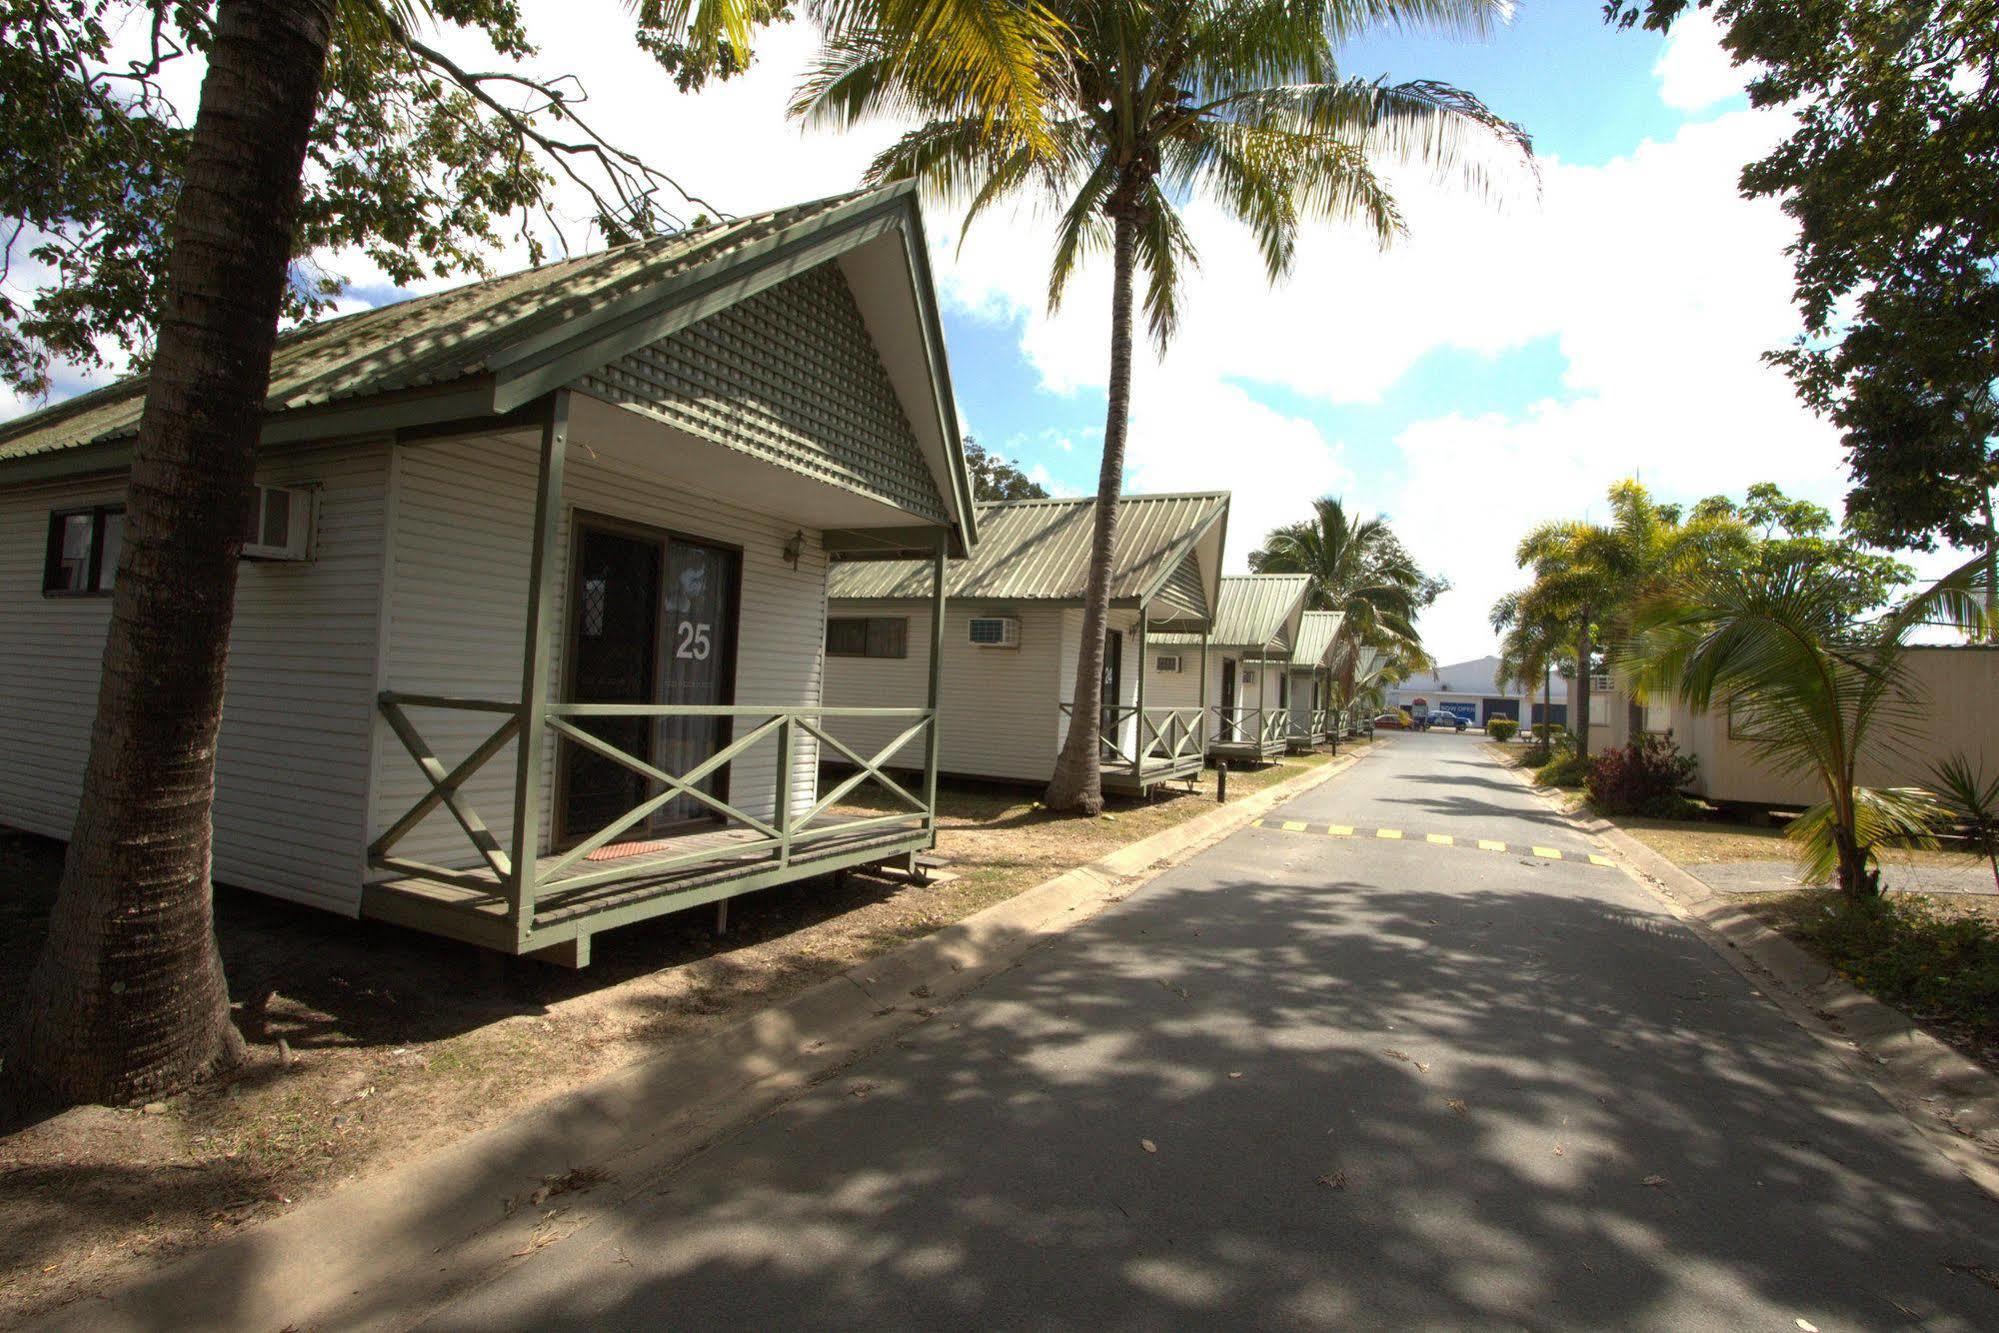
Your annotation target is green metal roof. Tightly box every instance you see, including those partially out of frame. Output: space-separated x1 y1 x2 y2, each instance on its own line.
1290 611 1347 671
1 188 903 464
1156 573 1312 653
827 491 1228 613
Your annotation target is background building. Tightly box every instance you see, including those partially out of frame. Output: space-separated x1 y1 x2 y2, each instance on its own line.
1387 654 1571 727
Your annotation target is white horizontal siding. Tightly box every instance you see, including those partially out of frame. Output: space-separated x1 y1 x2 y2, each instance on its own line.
371 428 830 871
822 600 1068 783
0 442 390 914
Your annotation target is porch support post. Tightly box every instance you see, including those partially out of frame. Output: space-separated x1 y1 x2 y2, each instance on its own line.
1258 650 1268 749
1134 607 1149 782
509 388 569 948
1198 627 1210 753
924 535 947 836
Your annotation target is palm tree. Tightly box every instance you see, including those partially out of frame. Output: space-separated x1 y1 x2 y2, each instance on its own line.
1622 556 1967 900
9 0 1062 1111
1490 589 1569 744
1515 479 1746 759
801 0 1530 812
1252 497 1435 662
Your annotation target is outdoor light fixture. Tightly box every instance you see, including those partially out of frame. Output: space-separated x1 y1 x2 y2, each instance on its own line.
782 530 806 569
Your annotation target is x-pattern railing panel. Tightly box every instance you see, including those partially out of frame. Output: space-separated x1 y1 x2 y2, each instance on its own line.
372 698 520 881
797 714 932 829
1212 705 1263 745
1139 707 1205 764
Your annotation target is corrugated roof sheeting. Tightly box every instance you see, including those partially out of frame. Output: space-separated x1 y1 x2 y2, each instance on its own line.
1291 611 1347 670
0 189 882 462
1155 574 1313 652
827 492 1227 604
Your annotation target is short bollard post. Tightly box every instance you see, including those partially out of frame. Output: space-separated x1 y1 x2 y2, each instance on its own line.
1216 760 1228 804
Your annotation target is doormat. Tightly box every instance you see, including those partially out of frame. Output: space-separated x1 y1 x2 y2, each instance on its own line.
585 838 675 862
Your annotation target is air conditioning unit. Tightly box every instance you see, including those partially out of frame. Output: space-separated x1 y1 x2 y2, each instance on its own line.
242 483 315 561
967 616 1020 648
1155 654 1182 673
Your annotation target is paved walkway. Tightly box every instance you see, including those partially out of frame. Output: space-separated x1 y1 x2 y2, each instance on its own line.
1693 857 1997 897
419 733 1999 1330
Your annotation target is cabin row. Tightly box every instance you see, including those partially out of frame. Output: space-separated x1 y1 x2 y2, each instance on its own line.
0 184 1369 969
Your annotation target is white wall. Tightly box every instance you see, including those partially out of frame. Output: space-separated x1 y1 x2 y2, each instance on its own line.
822 602 1153 784
370 428 831 874
1667 648 1999 807
0 441 391 913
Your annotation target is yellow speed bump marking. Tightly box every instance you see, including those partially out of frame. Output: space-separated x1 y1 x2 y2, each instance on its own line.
1478 839 1506 852
1426 833 1454 847
1282 820 1309 833
1589 854 1615 867
1376 828 1403 840
1531 847 1563 860
1327 824 1354 837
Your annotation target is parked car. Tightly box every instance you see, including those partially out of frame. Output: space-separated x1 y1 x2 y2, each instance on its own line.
1431 711 1469 732
1372 711 1409 730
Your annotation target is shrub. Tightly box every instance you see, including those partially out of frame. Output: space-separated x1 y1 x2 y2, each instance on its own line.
1521 745 1553 767
1486 717 1519 743
1531 722 1569 746
1584 734 1699 817
1534 754 1590 788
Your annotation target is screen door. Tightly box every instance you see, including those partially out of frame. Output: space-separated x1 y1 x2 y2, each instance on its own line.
656 538 739 825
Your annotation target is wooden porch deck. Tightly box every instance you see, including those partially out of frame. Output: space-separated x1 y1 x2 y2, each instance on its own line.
362 814 928 962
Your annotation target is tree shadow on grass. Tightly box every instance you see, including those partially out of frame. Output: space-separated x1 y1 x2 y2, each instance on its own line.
0 824 922 1077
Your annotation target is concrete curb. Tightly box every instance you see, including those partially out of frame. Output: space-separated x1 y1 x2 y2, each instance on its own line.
1493 751 1999 1199
41 747 1370 1332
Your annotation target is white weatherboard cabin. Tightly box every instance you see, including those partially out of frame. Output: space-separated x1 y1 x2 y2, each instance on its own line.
0 184 979 966
1146 573 1313 764
822 492 1229 795
1595 647 1999 811
1284 610 1346 751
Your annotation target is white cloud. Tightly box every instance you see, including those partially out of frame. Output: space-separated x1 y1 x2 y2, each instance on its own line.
928 98 1829 665
1653 11 1749 112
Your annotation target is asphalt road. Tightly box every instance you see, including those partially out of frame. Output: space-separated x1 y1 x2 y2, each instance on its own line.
422 733 1999 1330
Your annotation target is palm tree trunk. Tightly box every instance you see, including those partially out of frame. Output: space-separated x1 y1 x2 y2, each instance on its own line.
1542 661 1551 740
1045 193 1141 813
8 0 337 1109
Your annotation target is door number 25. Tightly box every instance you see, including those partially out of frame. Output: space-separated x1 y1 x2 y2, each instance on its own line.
675 620 713 661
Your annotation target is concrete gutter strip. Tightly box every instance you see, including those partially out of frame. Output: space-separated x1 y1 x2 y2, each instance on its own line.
1501 758 1999 1199
46 748 1369 1333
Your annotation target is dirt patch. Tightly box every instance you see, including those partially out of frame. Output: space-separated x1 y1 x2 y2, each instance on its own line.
0 749 1338 1323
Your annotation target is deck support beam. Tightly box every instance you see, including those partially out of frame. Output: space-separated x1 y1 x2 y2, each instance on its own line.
509 388 569 948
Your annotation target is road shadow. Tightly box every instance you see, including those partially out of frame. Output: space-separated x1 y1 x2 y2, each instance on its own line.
290 859 1999 1328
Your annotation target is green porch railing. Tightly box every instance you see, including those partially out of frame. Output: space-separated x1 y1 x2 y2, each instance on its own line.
1210 705 1290 750
369 693 937 922
1058 703 1206 778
